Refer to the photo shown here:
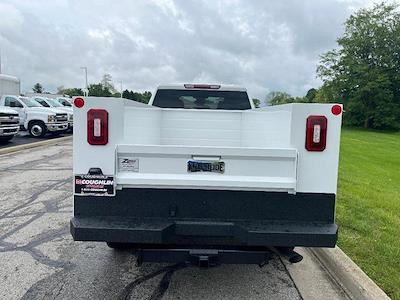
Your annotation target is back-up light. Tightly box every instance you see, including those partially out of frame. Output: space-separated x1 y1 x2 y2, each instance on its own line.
305 116 327 151
184 84 221 89
87 109 108 145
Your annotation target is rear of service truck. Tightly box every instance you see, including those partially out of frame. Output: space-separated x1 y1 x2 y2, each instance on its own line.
70 85 342 265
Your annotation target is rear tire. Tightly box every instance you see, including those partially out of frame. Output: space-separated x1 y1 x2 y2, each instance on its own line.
28 121 47 137
106 242 135 250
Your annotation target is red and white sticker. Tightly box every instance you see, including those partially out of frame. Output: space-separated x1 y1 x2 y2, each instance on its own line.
74 174 115 196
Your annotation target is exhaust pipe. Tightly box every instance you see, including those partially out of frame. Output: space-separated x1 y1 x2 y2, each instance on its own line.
275 247 303 263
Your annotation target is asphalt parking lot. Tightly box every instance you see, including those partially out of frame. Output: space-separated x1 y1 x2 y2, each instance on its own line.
0 131 72 149
0 140 349 300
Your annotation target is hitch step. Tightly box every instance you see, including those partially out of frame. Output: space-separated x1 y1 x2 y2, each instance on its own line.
136 248 273 267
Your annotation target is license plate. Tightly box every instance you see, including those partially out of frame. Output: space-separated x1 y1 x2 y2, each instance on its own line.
187 160 225 174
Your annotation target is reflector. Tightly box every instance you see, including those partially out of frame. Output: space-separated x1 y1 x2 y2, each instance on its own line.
74 97 85 108
331 105 342 115
87 109 108 145
306 116 327 151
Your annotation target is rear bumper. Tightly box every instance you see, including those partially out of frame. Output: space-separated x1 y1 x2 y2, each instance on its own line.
71 217 337 247
71 189 338 248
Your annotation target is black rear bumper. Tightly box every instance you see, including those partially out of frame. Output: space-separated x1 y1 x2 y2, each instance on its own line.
71 188 338 248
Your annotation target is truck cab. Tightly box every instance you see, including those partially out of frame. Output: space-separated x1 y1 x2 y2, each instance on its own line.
71 84 342 266
0 95 69 137
0 106 19 142
33 96 73 130
55 97 73 107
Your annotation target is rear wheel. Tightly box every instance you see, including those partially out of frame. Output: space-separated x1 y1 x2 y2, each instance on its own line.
28 121 47 137
106 242 135 250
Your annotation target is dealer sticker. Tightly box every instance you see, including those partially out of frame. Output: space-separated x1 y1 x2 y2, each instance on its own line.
118 158 139 172
74 174 115 196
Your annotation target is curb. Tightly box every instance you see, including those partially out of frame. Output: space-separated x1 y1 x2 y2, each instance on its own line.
311 247 391 300
0 135 72 156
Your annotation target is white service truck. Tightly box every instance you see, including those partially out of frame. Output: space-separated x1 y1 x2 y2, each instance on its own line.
32 96 73 130
0 74 21 142
0 95 68 137
70 84 343 266
55 97 73 107
0 107 19 142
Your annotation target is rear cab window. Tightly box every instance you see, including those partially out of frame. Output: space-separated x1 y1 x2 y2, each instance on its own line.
152 89 251 110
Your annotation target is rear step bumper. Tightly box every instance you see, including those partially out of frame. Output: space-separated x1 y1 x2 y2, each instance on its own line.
71 189 338 247
70 217 337 247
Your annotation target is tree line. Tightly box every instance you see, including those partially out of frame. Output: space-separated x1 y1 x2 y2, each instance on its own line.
32 74 152 104
267 3 400 130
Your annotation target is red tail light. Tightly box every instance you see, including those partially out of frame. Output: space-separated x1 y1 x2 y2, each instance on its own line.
87 109 108 145
305 116 327 151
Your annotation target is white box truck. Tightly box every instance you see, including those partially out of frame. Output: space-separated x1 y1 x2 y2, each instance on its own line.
70 84 343 266
0 74 20 96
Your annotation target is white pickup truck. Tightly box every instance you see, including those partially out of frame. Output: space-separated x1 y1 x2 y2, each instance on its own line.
32 96 73 130
0 106 19 142
0 95 69 137
70 84 342 265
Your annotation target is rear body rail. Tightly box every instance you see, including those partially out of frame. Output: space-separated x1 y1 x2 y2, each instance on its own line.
71 188 338 249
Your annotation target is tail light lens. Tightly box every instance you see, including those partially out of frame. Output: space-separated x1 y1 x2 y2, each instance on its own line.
305 116 327 151
87 109 108 145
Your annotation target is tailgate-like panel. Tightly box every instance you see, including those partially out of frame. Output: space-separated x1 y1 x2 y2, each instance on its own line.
116 145 297 193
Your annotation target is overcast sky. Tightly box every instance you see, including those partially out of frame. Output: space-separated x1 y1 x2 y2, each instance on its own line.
0 0 376 99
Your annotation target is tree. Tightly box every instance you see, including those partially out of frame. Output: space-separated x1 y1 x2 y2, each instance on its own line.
32 83 43 93
252 98 261 108
305 88 317 103
88 83 112 97
122 89 131 99
142 91 152 103
62 88 84 97
266 91 304 106
317 3 400 129
122 89 152 104
101 74 116 92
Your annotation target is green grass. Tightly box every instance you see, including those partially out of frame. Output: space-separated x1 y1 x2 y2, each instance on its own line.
337 128 400 299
